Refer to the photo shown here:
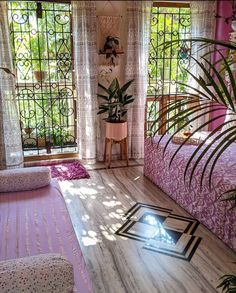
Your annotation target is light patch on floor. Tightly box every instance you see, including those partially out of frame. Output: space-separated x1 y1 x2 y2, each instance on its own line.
116 202 201 261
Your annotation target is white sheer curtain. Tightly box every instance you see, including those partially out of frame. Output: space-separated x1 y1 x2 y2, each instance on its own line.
191 1 216 42
189 1 216 129
125 1 152 159
72 1 100 163
0 1 23 169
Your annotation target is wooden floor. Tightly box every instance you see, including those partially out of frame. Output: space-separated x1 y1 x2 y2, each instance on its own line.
59 164 236 293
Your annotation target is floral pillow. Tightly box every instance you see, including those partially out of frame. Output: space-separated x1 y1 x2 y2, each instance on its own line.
0 167 51 193
0 253 74 293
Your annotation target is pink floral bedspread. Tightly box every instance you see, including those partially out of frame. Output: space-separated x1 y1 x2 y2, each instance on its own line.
0 180 93 292
144 133 236 251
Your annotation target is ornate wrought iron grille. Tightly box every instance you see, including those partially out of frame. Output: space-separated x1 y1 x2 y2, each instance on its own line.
146 4 191 135
8 1 77 156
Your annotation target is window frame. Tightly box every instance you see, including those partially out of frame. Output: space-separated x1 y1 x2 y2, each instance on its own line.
146 1 191 136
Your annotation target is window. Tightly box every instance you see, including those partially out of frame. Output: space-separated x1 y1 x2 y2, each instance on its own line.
8 1 77 156
146 2 191 135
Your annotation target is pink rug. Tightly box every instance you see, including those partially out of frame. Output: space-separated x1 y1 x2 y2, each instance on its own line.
48 161 90 181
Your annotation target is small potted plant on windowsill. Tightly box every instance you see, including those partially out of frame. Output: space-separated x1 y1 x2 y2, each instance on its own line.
30 34 47 82
34 68 47 82
97 78 134 141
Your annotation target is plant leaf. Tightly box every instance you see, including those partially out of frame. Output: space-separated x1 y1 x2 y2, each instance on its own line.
0 67 15 76
97 94 109 101
120 79 134 94
98 82 110 94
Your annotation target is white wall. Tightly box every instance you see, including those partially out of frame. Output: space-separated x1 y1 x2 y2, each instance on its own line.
96 1 127 86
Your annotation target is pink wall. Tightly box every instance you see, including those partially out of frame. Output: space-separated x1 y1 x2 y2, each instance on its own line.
210 0 232 130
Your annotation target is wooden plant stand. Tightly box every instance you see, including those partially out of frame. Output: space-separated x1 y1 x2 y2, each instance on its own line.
104 137 129 168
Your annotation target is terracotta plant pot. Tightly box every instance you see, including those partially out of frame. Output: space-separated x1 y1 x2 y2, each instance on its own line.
37 137 54 147
34 71 47 82
37 137 46 147
24 127 33 135
105 121 127 141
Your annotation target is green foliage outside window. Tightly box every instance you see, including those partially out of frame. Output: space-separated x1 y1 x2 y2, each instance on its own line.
8 1 75 149
146 5 191 135
148 6 191 95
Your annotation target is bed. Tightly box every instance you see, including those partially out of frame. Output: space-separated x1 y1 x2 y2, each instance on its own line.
0 180 93 292
144 133 236 251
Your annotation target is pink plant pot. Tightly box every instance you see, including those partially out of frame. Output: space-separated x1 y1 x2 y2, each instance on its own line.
105 121 127 141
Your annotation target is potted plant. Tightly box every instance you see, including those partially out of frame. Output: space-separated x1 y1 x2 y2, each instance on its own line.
99 36 122 66
97 78 134 141
36 127 46 147
24 126 34 135
36 126 53 148
30 33 47 82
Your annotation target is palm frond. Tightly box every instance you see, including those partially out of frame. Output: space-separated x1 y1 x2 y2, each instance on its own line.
217 273 236 293
150 37 236 191
201 55 235 110
0 67 15 77
151 99 211 138
161 37 236 52
189 56 228 106
163 106 226 158
150 94 212 138
207 133 236 189
183 117 229 185
154 37 236 292
169 109 227 173
221 189 236 210
187 123 236 189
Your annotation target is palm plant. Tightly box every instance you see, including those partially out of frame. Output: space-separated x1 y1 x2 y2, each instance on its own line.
217 272 236 293
151 38 236 199
0 67 15 76
150 37 236 292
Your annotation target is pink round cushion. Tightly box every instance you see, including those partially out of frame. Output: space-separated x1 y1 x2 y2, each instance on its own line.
0 167 51 193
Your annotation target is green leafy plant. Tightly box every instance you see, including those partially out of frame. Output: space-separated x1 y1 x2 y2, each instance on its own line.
217 269 236 293
151 38 236 192
100 36 120 66
36 124 71 146
151 37 236 292
30 33 46 72
97 78 134 123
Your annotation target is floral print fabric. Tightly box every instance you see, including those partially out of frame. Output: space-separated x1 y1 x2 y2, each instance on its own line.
0 167 51 192
0 254 74 293
144 134 236 251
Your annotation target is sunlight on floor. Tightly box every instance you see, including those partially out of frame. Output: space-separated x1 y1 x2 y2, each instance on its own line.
82 236 101 246
108 212 122 219
59 176 133 246
80 222 125 246
78 187 98 195
81 214 90 222
102 200 122 207
81 230 102 246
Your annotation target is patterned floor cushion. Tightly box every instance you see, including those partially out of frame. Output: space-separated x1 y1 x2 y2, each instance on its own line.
0 167 51 192
0 253 74 293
